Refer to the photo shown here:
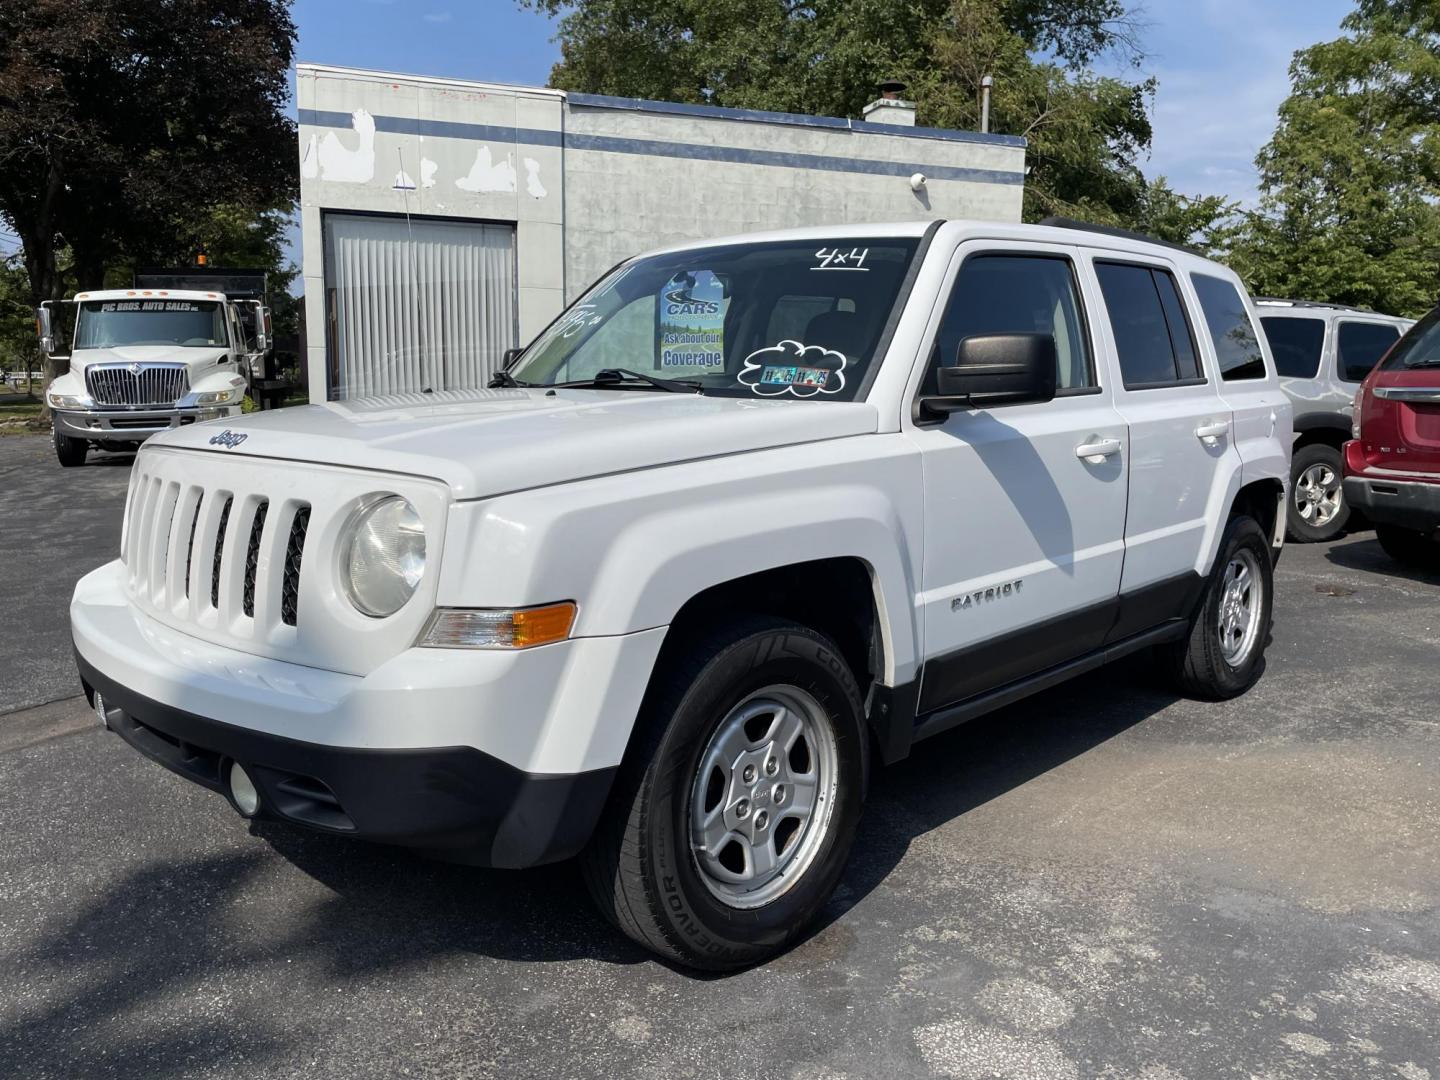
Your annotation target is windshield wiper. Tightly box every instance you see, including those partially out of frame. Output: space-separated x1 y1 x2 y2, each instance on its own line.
487 370 536 388
551 368 703 393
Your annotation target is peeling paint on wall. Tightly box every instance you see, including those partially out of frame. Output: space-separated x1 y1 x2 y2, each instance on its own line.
523 157 547 199
421 158 438 188
393 169 417 191
456 146 517 193
301 109 377 183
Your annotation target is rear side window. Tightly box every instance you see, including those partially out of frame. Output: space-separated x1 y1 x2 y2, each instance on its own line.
1192 274 1266 381
1095 262 1203 388
1260 317 1325 378
1337 321 1401 382
931 253 1094 394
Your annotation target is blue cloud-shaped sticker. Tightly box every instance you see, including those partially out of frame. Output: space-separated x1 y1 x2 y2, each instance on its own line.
737 339 848 398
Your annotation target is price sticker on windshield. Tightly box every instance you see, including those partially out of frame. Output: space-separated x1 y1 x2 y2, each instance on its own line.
812 247 870 271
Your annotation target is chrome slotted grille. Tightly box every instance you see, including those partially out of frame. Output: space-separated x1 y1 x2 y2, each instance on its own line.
86 363 190 406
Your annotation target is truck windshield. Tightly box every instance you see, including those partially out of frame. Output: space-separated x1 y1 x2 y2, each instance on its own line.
507 237 921 401
74 300 226 349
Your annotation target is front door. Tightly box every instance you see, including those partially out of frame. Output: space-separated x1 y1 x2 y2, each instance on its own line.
908 242 1129 713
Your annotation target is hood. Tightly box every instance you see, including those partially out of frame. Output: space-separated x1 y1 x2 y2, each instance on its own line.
150 388 880 499
71 345 231 370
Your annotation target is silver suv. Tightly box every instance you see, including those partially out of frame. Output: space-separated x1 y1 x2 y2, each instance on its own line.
1256 299 1414 541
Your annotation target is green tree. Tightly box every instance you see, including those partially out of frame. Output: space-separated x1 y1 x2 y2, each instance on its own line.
1229 0 1440 317
0 1 297 309
523 0 1154 224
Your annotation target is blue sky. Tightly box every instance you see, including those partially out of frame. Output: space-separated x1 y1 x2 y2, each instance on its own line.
0 0 1361 259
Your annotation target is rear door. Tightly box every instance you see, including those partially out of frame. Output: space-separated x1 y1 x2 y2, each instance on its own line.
1190 272 1290 494
1084 253 1240 627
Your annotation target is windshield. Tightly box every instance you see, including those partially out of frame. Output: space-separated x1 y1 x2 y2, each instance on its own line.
1382 306 1440 370
508 237 922 400
74 300 227 349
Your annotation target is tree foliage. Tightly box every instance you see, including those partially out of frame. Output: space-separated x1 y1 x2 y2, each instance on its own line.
0 0 298 310
524 0 1155 224
1228 0 1440 316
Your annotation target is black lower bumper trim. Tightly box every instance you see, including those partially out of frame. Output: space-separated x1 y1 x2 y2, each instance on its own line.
1343 476 1440 532
77 651 616 868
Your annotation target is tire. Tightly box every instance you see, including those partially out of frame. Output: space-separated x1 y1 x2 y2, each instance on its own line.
1287 443 1349 542
1158 514 1273 700
53 429 88 468
1375 524 1438 567
581 616 868 971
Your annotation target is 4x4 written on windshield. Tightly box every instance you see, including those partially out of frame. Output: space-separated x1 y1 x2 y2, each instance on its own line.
504 238 921 401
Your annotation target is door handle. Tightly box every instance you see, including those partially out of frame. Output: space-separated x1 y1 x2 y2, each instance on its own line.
1075 438 1122 461
1195 421 1230 441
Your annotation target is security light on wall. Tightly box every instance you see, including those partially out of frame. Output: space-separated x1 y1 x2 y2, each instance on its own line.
910 173 927 192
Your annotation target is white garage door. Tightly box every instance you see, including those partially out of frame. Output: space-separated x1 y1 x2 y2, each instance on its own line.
323 213 517 399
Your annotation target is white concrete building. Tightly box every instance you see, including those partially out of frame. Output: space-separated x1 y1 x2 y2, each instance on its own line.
296 63 1027 401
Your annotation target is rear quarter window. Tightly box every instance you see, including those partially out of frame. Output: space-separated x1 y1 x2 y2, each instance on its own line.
1337 321 1401 382
1259 317 1326 379
1192 274 1266 381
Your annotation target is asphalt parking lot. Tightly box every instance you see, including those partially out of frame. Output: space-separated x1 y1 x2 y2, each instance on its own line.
2 433 1438 1079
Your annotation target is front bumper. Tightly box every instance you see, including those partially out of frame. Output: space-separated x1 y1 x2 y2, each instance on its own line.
1342 474 1440 532
71 560 667 866
78 652 615 866
53 405 238 443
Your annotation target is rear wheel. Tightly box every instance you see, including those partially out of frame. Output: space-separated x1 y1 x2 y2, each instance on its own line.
1287 443 1348 542
1159 514 1273 699
1375 524 1438 567
581 617 868 970
54 429 88 468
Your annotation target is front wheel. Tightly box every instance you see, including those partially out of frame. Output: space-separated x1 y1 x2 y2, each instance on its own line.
1158 514 1274 700
581 618 868 970
54 429 88 467
1287 443 1349 542
1375 524 1438 567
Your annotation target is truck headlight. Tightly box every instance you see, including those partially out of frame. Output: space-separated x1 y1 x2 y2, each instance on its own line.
196 388 242 405
341 496 426 617
419 603 577 649
48 393 85 409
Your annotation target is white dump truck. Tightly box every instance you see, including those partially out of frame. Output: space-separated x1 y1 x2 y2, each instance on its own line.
38 285 270 467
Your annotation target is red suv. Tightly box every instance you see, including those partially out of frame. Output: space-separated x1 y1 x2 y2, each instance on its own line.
1344 307 1440 565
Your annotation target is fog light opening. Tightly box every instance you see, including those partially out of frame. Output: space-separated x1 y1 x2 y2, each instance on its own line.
228 761 260 817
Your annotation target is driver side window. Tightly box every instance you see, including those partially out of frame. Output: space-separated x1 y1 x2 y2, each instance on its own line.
927 253 1095 396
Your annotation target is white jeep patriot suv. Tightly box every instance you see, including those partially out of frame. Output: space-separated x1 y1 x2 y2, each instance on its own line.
72 220 1291 969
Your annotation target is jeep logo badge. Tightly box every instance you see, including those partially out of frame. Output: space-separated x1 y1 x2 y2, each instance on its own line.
208 430 248 449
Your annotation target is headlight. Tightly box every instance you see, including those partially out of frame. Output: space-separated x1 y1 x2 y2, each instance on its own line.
419 603 577 649
196 388 242 404
341 496 426 617
48 393 84 409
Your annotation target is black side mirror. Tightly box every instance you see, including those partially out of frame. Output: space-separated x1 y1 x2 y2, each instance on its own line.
502 347 523 369
923 333 1058 416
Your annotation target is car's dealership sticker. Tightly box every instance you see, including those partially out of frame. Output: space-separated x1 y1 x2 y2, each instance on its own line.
738 341 847 397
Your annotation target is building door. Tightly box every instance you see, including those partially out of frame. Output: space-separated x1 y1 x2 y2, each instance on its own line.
323 213 517 399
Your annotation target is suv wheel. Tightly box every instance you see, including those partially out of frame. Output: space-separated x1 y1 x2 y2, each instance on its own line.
1287 444 1348 542
54 429 88 468
581 617 868 970
1159 514 1273 699
1375 524 1437 567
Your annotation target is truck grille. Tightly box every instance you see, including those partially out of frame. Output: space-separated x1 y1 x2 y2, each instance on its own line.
86 362 190 406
